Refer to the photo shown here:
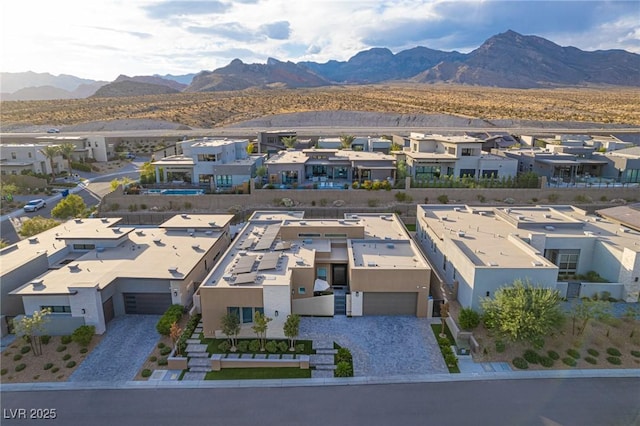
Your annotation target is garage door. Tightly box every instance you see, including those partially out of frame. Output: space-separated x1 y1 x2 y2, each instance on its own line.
102 297 115 324
363 292 417 315
123 293 172 314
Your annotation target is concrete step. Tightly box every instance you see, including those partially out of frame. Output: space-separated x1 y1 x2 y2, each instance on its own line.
312 340 335 350
188 367 211 373
186 343 208 353
314 364 337 370
188 358 210 367
188 352 209 358
311 369 335 379
182 372 207 380
310 354 335 366
186 339 201 344
315 349 337 355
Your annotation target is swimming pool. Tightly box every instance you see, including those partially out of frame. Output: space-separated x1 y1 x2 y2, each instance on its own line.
145 189 205 195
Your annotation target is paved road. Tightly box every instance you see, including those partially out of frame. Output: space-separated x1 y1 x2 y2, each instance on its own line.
2 378 638 426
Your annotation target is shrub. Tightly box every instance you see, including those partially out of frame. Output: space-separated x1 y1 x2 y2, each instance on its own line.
218 341 231 352
295 343 305 353
157 342 166 349
495 341 506 353
459 308 480 330
65 361 76 368
567 348 580 359
156 305 183 336
62 354 71 361
539 357 554 368
13 354 22 361
437 194 449 204
51 367 59 373
61 336 72 344
43 363 54 370
512 357 528 369
606 356 622 365
631 350 640 358
585 356 598 365
157 358 168 366
587 348 600 357
1 368 7 375
80 348 88 354
41 335 51 345
437 337 451 348
56 345 67 352
159 346 172 356
141 369 152 378
72 325 95 347
265 341 277 353
15 363 27 372
548 350 560 360
249 340 261 352
277 341 289 352
562 357 577 367
237 341 249 352
336 347 353 364
523 350 540 364
531 337 545 350
335 361 353 377
444 353 458 368
606 347 621 357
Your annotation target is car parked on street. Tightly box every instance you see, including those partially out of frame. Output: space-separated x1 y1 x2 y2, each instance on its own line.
23 199 46 212
47 128 60 133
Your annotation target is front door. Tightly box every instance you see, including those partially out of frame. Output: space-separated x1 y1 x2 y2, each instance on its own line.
332 264 348 288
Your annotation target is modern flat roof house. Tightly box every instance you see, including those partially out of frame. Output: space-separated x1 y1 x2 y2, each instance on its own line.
5 215 233 335
415 204 640 311
264 148 396 188
0 143 65 176
151 138 266 190
197 211 432 338
400 133 518 182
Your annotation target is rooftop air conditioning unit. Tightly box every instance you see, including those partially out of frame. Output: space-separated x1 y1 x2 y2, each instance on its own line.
101 218 109 223
30 279 44 288
28 237 39 244
192 244 200 249
543 214 551 219
453 207 461 212
300 221 307 225
113 227 121 233
181 214 189 219
74 219 83 224
457 231 465 237
208 222 217 226
168 267 179 273
367 262 378 267
532 261 544 267
136 231 145 236
619 227 630 233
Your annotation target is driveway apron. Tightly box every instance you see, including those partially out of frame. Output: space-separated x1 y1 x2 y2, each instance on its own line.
68 315 160 382
299 316 448 377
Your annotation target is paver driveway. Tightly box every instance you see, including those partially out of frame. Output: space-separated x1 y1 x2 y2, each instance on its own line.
299 316 448 377
69 315 160 382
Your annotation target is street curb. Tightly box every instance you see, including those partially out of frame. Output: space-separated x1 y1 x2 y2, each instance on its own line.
2 368 639 392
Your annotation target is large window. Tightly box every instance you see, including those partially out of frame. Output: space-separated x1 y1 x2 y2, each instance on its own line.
215 175 232 188
227 306 264 323
461 148 474 156
624 169 640 183
415 165 440 180
197 154 218 162
545 249 580 275
481 170 498 178
459 169 476 178
41 305 71 314
317 267 327 281
199 174 213 184
73 244 95 250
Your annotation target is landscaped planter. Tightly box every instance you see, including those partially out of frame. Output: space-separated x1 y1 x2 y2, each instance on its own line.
167 349 188 370
210 354 309 371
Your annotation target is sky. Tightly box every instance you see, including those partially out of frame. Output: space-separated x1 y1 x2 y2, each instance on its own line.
1 0 639 81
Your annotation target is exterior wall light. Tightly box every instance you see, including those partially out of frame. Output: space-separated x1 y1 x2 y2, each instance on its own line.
81 308 86 314
173 290 178 297
275 310 279 317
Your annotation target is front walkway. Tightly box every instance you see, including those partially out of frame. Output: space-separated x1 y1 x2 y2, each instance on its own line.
299 316 448 377
68 315 160 382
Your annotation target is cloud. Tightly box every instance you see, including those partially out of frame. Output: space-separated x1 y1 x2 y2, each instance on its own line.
83 26 153 40
259 21 290 40
144 1 229 19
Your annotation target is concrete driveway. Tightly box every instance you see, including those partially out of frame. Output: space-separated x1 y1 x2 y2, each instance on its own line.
69 315 160 382
299 316 448 377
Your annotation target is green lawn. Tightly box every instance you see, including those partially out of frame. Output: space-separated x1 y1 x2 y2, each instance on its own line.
404 223 416 232
204 367 311 380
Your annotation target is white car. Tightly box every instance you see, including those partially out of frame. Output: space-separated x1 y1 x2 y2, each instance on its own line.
24 199 46 212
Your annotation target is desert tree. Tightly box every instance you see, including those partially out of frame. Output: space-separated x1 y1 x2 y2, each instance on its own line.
252 311 272 351
39 145 61 181
170 322 183 356
481 279 564 343
283 313 300 351
339 134 355 149
13 308 51 356
58 143 76 175
440 301 450 338
281 136 297 149
18 216 60 237
221 312 241 352
569 299 611 336
51 194 88 219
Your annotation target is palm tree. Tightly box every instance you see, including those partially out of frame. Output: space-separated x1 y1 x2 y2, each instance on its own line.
58 143 76 175
340 134 355 150
281 136 297 149
39 145 61 182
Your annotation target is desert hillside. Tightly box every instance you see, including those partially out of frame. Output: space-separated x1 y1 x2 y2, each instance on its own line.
1 84 639 131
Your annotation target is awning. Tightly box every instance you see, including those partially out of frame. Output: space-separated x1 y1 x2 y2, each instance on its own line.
314 279 330 292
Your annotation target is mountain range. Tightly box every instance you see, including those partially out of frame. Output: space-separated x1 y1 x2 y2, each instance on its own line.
2 30 639 100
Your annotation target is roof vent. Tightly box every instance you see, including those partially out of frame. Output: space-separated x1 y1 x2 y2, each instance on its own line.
457 231 465 237
239 250 247 256
153 238 162 244
136 230 145 236
532 261 544 267
68 264 81 271
296 259 305 266
113 227 121 233
181 214 189 219
28 237 39 244
168 266 179 273
101 218 109 223
74 219 83 224
192 244 200 250
487 262 499 267
517 215 525 221
543 214 551 219
31 279 45 289
208 221 217 226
